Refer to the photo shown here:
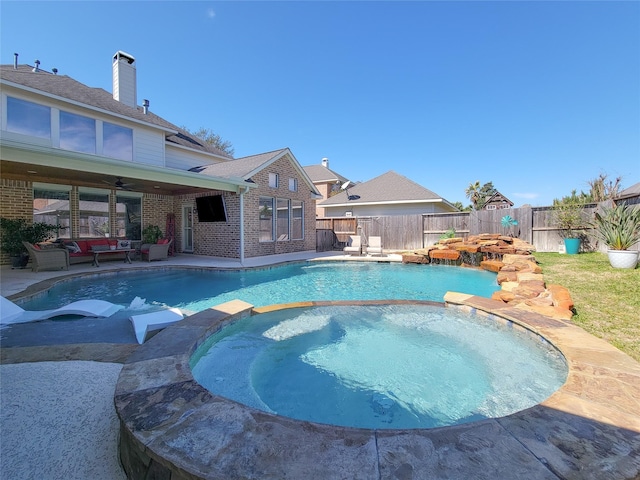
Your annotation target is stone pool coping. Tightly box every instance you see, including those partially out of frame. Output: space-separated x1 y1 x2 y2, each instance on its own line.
115 297 640 479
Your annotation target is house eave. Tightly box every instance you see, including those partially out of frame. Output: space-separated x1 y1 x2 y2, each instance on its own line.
321 199 447 208
0 137 254 193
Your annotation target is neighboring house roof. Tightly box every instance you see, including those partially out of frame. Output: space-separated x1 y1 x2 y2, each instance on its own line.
318 170 455 208
616 182 640 200
0 64 232 159
303 164 349 185
191 148 322 197
483 191 514 208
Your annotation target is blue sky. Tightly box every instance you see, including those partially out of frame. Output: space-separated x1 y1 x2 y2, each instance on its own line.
2 1 638 207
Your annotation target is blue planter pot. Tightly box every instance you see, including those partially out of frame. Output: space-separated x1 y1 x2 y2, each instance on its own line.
564 238 581 255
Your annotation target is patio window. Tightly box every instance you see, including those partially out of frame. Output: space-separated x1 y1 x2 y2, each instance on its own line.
60 110 96 154
116 192 142 240
78 188 110 238
276 198 289 241
33 184 71 239
259 196 274 242
291 200 303 240
7 97 51 139
103 122 133 161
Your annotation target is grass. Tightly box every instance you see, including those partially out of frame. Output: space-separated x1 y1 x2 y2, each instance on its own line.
534 251 640 362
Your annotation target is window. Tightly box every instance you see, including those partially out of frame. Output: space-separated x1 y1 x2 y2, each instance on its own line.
288 178 298 192
486 205 497 210
291 200 303 240
268 173 278 188
33 184 71 239
276 198 289 241
60 111 96 154
103 122 133 160
79 189 110 238
116 193 142 240
259 196 274 242
7 97 51 138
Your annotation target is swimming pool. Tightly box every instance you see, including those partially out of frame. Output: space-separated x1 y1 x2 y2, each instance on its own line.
21 261 499 314
191 304 567 429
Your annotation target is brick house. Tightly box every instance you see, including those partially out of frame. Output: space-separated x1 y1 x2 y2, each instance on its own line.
0 52 321 263
302 157 350 217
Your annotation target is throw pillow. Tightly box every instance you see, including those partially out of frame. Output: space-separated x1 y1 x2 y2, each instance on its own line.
64 241 81 253
118 240 130 249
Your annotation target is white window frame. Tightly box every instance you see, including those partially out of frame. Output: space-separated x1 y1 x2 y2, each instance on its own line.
269 173 279 188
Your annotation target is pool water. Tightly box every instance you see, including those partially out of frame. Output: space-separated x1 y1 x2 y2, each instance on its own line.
22 262 499 314
191 304 567 429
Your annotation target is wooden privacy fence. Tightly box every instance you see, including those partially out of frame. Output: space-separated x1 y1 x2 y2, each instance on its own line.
316 204 603 253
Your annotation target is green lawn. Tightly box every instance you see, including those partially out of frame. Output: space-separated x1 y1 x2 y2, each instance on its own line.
534 251 640 362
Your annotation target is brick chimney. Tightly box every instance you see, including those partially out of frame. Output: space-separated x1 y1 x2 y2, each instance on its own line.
112 51 137 108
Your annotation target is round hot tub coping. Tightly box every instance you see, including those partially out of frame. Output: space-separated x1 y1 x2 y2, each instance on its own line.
115 296 640 480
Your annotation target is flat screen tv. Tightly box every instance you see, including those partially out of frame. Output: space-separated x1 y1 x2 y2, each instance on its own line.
196 195 227 222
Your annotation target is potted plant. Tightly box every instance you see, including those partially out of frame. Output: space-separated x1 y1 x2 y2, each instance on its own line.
0 217 58 268
552 193 588 254
591 203 640 269
142 224 163 244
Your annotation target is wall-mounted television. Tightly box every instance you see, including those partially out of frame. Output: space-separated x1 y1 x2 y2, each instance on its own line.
196 195 227 222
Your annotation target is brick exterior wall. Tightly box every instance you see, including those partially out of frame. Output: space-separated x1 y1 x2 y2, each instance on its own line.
242 154 316 258
0 179 33 264
142 194 175 240
175 155 316 258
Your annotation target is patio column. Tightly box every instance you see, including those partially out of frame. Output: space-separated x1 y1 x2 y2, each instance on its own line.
239 188 245 265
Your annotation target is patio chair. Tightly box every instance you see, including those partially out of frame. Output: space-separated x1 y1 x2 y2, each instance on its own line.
22 241 69 272
366 236 384 256
343 235 362 256
141 238 173 262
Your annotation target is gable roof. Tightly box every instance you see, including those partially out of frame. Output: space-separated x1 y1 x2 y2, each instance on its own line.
0 64 232 159
319 170 455 208
191 148 322 196
616 182 640 200
303 164 349 185
484 191 514 207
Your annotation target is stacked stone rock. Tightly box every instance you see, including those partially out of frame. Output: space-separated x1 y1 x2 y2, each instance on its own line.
402 234 574 321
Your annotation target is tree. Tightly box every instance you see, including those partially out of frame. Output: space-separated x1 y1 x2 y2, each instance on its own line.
477 182 497 210
588 173 622 202
183 126 234 157
465 181 497 210
465 181 481 210
451 201 472 212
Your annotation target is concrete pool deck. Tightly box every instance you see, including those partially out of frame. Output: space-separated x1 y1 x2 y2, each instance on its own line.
1 251 639 479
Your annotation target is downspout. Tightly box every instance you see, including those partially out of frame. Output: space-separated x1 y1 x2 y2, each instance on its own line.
239 187 246 265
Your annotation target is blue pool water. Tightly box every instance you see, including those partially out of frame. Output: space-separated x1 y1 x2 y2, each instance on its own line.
22 262 499 314
192 304 567 429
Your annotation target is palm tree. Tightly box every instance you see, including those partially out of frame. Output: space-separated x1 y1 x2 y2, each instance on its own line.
465 181 481 210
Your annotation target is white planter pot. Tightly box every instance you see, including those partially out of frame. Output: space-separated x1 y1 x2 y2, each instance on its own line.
607 250 639 269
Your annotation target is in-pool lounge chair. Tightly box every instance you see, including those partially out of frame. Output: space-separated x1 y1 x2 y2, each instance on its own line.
0 295 124 327
129 308 184 344
366 236 384 256
343 235 362 256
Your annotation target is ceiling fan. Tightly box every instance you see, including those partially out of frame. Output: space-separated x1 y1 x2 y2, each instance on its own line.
103 176 134 190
